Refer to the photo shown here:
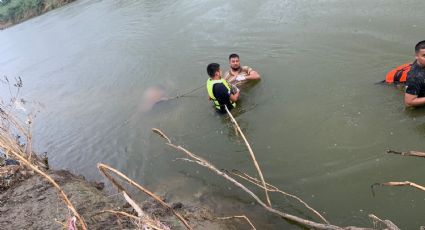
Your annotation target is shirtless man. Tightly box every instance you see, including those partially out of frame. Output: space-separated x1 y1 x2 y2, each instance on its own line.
223 53 261 85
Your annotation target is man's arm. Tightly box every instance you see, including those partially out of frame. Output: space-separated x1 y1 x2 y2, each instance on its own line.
405 76 425 107
242 66 260 80
405 93 425 107
213 83 239 104
246 70 260 80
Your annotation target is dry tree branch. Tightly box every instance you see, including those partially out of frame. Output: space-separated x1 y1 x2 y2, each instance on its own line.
54 219 67 229
368 214 400 230
152 128 171 144
0 86 81 226
224 106 271 207
216 215 256 229
96 210 168 230
371 181 425 195
216 215 256 230
122 191 145 218
4 147 87 229
25 115 33 161
386 149 425 158
97 163 192 230
152 128 392 230
230 169 329 224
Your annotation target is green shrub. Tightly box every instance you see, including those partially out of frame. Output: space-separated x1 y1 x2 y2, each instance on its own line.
0 0 12 7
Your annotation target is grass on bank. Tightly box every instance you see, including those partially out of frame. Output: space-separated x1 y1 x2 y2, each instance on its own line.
0 0 73 24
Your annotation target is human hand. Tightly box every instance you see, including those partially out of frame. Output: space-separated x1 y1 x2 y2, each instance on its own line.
235 75 246 81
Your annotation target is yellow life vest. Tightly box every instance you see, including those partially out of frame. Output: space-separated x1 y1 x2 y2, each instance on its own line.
206 78 236 110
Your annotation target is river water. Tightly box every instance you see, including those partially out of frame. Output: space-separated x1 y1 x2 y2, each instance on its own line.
1 0 424 229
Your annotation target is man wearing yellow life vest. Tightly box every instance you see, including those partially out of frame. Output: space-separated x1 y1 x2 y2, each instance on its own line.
206 63 240 113
405 40 425 107
224 54 261 85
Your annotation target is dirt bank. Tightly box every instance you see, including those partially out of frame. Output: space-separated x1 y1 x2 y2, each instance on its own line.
0 166 229 229
0 169 121 229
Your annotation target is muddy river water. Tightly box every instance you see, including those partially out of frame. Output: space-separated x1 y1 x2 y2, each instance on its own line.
1 0 424 228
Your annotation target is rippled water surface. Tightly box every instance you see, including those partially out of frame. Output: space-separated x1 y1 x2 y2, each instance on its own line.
1 0 424 228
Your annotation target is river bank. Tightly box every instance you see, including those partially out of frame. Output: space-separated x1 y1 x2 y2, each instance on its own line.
0 159 228 229
0 86 226 229
0 0 75 30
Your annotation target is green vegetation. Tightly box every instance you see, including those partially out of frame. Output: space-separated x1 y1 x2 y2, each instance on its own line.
0 0 74 28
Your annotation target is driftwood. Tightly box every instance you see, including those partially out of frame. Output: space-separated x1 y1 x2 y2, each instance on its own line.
371 181 425 195
152 128 400 230
368 214 400 230
375 150 425 195
97 163 192 230
386 149 425 158
224 106 271 207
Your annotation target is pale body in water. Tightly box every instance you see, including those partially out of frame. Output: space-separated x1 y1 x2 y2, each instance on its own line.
124 85 170 125
140 85 170 113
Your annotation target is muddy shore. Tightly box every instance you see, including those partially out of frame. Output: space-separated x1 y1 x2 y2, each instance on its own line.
0 165 229 229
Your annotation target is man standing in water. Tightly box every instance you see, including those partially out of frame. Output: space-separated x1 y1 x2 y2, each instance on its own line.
224 53 261 85
206 63 240 113
405 40 425 107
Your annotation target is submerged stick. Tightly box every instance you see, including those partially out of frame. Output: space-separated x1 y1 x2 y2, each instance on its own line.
386 149 425 158
224 106 271 207
368 214 400 230
152 128 388 230
97 163 192 230
230 169 329 224
216 215 256 230
371 181 425 195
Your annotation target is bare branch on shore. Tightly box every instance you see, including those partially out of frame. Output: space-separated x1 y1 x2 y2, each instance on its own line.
0 79 86 229
216 215 256 230
4 147 87 229
224 106 271 207
123 191 145 218
96 210 169 230
25 114 33 161
97 163 192 230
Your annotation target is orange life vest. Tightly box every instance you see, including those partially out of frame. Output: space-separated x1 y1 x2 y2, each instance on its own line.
385 63 412 83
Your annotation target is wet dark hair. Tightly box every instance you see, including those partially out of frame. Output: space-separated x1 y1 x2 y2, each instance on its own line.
207 63 220 77
229 53 239 60
415 40 425 53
